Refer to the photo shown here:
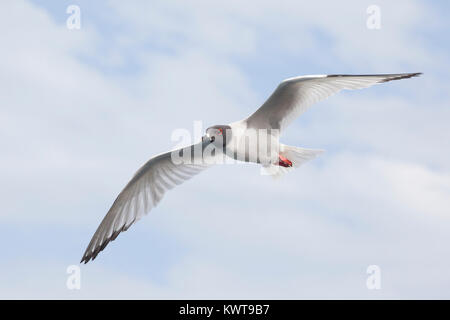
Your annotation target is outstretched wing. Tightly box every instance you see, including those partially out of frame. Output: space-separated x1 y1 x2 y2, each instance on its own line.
81 141 213 263
246 73 421 132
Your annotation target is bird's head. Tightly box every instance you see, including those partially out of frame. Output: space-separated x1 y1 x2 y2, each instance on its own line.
204 125 232 147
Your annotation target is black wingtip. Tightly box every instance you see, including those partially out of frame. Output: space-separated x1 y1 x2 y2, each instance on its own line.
379 72 422 83
80 218 137 264
79 222 134 264
326 73 423 81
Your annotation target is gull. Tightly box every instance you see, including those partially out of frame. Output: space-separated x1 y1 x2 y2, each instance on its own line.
81 73 421 263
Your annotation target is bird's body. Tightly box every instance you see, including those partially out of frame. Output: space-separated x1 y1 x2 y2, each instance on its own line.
223 120 279 165
81 73 421 263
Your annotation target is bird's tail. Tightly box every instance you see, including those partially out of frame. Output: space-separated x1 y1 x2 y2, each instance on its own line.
261 144 324 178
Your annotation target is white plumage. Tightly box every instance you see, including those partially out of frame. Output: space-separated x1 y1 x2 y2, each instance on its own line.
81 73 421 263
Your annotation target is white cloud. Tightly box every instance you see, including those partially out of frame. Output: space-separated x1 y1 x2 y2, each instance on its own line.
106 0 443 70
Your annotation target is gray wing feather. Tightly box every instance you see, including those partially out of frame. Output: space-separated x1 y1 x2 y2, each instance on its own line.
81 142 211 263
246 73 421 132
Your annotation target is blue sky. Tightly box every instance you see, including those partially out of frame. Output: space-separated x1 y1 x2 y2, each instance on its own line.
1 0 449 298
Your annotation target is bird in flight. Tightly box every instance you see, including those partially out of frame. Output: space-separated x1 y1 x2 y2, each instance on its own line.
81 73 421 263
